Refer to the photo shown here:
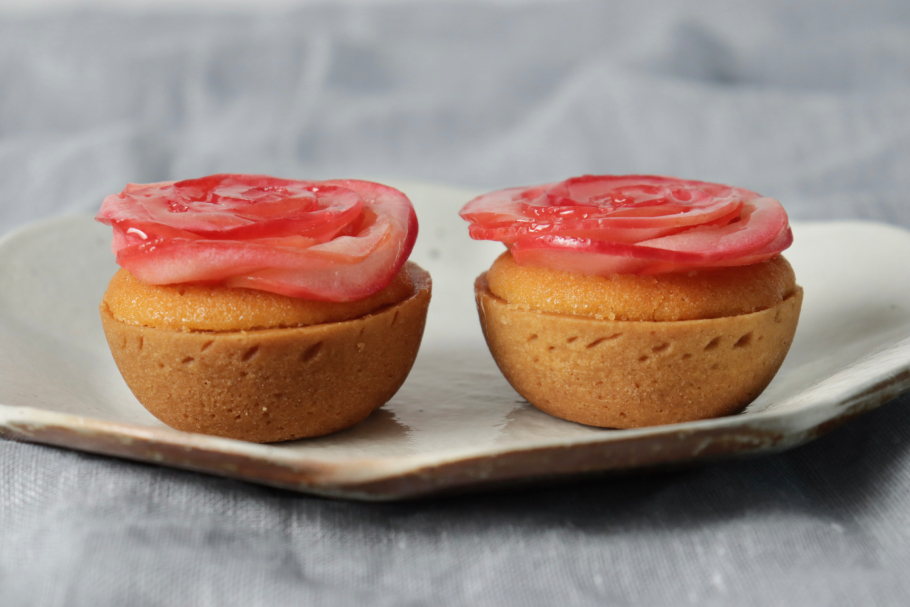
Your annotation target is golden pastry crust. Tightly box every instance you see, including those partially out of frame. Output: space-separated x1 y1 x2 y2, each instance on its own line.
100 263 431 442
104 265 415 332
486 251 797 322
476 261 802 429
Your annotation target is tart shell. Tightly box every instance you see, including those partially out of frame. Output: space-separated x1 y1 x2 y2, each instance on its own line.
475 273 802 429
100 264 431 443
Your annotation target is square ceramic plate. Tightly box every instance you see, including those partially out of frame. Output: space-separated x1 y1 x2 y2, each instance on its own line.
1 181 909 501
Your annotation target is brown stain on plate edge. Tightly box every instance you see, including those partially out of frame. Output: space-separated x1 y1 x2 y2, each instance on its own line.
0 422 333 487
1 369 908 501
804 368 910 440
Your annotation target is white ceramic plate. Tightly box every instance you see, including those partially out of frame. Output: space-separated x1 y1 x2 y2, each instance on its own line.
2 181 909 500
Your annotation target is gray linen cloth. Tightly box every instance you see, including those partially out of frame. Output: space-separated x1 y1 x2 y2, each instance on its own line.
2 1 910 605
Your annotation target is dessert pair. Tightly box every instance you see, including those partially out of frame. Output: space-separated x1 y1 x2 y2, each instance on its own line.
97 174 801 442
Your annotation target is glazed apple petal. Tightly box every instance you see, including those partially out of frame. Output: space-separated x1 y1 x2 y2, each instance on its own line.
468 198 744 245
511 218 791 276
514 235 678 259
322 179 416 235
469 221 685 245
99 177 364 239
116 238 394 301
304 216 392 262
96 175 418 300
639 198 788 256
459 186 544 224
703 226 795 268
223 245 402 301
461 175 791 274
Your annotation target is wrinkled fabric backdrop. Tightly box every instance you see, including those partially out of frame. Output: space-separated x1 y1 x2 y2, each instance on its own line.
2 1 910 605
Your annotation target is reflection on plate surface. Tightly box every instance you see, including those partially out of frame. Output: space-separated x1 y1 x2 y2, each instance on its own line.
1 181 909 500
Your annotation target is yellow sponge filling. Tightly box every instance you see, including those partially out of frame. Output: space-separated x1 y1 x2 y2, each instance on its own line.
103 265 414 332
486 251 797 322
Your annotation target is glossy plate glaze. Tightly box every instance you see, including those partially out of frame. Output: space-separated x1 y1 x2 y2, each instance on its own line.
1 181 909 500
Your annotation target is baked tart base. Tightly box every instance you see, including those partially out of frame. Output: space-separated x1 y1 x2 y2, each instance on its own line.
476 273 802 429
100 264 431 443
